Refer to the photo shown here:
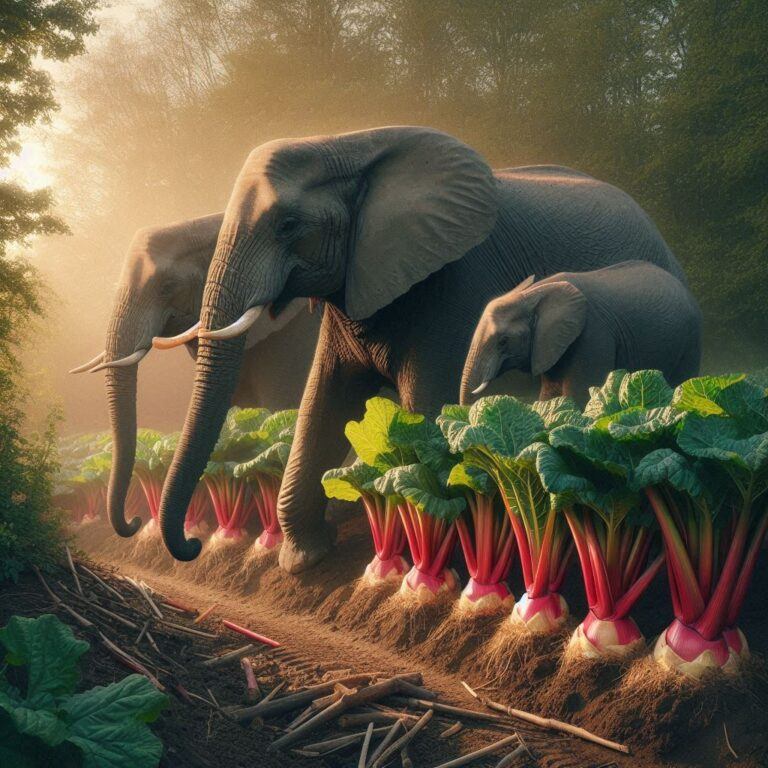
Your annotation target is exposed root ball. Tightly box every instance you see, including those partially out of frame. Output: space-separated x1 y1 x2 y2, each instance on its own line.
509 592 568 634
130 520 175 571
371 587 456 650
420 606 503 673
567 614 645 660
318 577 397 631
190 532 252 588
399 567 459 604
482 619 569 703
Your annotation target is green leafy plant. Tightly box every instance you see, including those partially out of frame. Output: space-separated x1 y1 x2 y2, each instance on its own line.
535 372 668 658
439 396 576 632
0 613 167 767
234 409 298 551
631 374 768 677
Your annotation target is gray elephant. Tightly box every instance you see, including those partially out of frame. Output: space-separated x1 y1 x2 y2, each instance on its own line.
71 212 320 538
461 261 702 405
152 126 687 571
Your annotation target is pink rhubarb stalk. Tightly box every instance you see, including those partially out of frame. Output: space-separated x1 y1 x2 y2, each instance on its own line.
647 487 764 678
455 493 515 613
205 472 257 543
251 473 284 550
398 502 458 602
361 495 408 585
565 508 664 658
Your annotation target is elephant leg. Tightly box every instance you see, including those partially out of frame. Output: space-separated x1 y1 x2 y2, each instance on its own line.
398 352 462 418
277 341 382 574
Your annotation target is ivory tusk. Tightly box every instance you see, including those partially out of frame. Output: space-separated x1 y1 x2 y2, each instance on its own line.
152 321 201 350
472 380 490 395
198 306 263 340
69 351 105 374
89 348 149 372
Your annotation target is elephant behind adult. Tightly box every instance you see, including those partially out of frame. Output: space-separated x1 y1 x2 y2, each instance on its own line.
154 126 686 571
72 212 319 539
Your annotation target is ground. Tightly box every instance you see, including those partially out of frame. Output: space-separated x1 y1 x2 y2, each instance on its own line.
3 503 767 768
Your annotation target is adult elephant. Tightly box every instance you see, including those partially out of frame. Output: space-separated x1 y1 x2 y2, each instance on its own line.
71 212 319 538
155 126 686 570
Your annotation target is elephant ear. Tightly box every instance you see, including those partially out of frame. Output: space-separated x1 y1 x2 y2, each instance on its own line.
530 281 588 376
344 128 498 320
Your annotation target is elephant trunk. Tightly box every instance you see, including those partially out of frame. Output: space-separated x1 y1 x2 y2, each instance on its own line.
459 336 498 405
105 365 141 536
158 247 249 561
104 293 151 537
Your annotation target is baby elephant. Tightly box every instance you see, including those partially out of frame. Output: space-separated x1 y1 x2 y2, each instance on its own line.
461 260 702 405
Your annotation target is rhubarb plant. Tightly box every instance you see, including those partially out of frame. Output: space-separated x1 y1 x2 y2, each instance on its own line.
632 374 768 678
445 421 515 614
0 614 167 768
534 375 671 657
322 460 408 585
234 409 298 551
439 397 575 632
132 430 170 534
60 444 112 525
203 408 269 545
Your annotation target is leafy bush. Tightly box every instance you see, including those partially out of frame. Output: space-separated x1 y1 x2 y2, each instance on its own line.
0 613 167 767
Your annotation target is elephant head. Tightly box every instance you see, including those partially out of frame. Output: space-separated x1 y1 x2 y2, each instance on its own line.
70 213 304 539
460 276 587 402
158 126 499 561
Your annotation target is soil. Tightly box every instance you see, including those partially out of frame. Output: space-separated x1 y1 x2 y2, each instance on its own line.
4 503 768 768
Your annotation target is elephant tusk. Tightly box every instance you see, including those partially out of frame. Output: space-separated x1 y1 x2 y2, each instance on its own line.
153 321 201 350
198 306 263 340
89 348 149 372
472 380 490 395
69 351 105 374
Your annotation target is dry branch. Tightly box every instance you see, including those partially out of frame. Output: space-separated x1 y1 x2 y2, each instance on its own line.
460 681 629 755
439 721 463 739
431 734 519 768
358 722 375 767
65 546 83 596
221 619 280 647
368 709 434 768
389 697 512 726
299 726 389 756
79 565 129 604
365 719 404 768
201 644 256 668
161 620 218 639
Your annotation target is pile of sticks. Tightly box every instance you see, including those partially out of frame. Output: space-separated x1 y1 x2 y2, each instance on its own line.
35 551 629 767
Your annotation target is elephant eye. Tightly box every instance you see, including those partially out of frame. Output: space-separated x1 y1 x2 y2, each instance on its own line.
276 215 302 241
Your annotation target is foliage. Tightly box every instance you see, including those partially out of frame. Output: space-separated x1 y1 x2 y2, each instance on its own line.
0 613 166 768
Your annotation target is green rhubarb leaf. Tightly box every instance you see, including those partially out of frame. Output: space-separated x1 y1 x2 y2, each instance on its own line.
439 396 545 457
374 464 465 521
677 414 768 473
618 370 674 410
321 461 381 502
584 370 628 419
548 425 632 478
63 675 167 768
532 397 589 428
0 709 82 767
672 374 746 417
0 615 89 709
632 448 703 496
604 406 680 442
258 410 298 442
345 398 423 472
228 407 271 434
446 462 496 496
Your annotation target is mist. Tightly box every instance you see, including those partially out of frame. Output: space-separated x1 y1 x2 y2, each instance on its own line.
21 0 768 434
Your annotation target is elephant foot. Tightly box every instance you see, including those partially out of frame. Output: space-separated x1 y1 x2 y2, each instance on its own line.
279 524 335 574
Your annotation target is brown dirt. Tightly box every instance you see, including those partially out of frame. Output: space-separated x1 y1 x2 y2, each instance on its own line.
62 508 768 768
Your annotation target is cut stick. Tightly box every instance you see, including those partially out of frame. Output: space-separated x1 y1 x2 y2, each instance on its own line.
358 723 375 768
162 597 197 614
134 580 164 619
194 602 219 624
80 565 129 604
365 719 404 768
161 620 218 639
65 546 84 596
299 726 389 755
440 721 463 739
221 619 280 648
233 673 420 722
201 644 256 668
56 581 140 630
389 697 512 726
460 681 629 755
99 632 164 690
136 619 151 646
286 703 316 732
396 680 438 700
241 657 260 703
33 568 94 629
369 709 434 768
492 735 534 768
401 745 414 768
339 712 416 728
270 676 418 751
431 734 519 768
